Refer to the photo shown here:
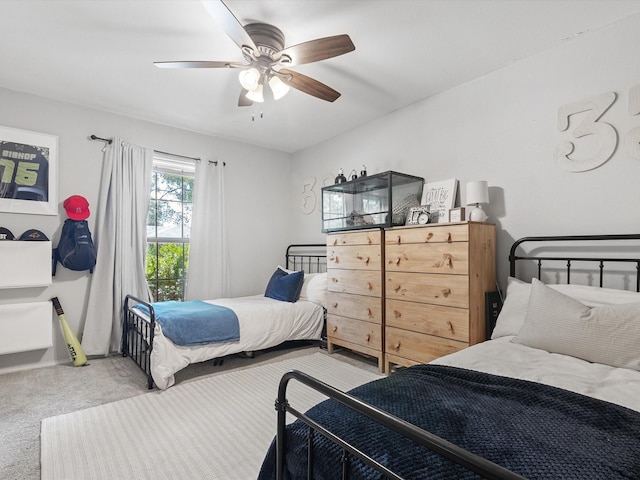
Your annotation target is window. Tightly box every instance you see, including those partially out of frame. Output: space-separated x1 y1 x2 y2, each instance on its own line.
146 154 194 301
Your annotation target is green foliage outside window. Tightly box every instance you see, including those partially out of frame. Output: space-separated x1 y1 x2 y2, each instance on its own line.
146 170 193 301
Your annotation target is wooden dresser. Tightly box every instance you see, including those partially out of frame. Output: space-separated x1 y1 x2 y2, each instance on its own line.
326 229 385 372
384 222 495 372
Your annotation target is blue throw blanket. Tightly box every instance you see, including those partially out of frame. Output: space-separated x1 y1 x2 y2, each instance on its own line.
135 301 239 346
259 365 640 479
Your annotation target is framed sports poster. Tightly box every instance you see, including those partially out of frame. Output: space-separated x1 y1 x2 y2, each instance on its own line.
0 126 58 215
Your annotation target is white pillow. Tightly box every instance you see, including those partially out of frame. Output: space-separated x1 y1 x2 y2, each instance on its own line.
298 272 327 306
514 278 640 371
491 277 640 339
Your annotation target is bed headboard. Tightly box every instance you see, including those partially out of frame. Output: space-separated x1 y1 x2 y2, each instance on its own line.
509 234 640 292
285 244 327 274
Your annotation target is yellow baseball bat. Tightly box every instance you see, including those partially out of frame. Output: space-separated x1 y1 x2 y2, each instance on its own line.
51 297 87 367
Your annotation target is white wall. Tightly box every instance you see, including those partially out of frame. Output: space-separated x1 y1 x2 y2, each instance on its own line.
4 13 640 373
0 88 291 372
290 14 640 288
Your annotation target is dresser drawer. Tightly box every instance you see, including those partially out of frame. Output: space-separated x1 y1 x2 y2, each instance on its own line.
386 224 469 245
327 315 382 350
385 327 466 364
327 244 382 271
386 299 469 342
385 242 468 275
386 272 469 308
328 269 382 297
326 292 383 324
327 230 381 247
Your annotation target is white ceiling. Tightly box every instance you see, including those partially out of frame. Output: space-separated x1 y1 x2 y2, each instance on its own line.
1 0 640 153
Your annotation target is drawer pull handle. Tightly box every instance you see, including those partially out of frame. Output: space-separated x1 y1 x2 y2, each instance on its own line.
393 284 401 293
396 235 401 244
367 308 373 318
366 334 371 342
393 342 401 351
447 232 452 243
332 303 338 308
425 232 434 242
367 282 373 291
332 326 338 333
357 255 370 265
334 255 339 264
395 257 401 266
447 320 455 334
333 238 338 246
441 288 451 297
433 254 453 269
393 309 401 318
367 236 373 244
331 277 339 283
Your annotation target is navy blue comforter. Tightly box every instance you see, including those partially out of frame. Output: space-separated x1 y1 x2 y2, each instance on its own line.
258 365 640 479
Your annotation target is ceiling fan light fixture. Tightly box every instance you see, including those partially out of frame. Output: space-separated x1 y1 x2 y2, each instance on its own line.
246 83 264 103
238 67 260 91
268 75 290 100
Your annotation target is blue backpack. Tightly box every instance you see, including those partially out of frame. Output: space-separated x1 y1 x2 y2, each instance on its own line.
53 219 97 275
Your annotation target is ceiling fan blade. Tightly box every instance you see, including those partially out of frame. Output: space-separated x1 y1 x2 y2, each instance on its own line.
279 69 341 102
154 61 247 69
277 35 355 66
238 89 253 107
201 0 258 56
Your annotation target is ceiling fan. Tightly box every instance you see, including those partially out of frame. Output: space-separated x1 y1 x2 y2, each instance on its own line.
155 0 356 107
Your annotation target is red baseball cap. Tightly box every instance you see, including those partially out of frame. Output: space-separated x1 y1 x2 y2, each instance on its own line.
63 195 90 220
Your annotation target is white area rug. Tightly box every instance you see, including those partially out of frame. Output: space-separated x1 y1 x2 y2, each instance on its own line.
41 351 382 480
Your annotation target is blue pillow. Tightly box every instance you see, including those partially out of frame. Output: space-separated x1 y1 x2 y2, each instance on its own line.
264 268 305 302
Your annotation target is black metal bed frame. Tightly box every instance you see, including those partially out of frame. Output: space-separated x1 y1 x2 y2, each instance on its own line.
272 233 640 480
121 244 328 389
509 234 640 291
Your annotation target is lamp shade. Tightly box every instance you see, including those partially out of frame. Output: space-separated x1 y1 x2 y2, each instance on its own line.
268 75 290 100
466 181 489 205
246 83 264 103
239 68 260 91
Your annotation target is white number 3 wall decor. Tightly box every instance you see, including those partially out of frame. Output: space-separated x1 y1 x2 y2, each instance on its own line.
554 92 618 172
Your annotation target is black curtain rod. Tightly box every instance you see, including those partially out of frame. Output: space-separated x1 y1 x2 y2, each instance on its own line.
90 134 224 166
90 134 112 144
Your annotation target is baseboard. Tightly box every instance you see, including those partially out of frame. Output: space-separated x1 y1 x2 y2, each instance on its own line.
0 358 61 376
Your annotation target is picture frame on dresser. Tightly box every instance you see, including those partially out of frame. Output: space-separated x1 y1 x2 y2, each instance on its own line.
421 178 458 223
0 125 58 215
448 207 465 223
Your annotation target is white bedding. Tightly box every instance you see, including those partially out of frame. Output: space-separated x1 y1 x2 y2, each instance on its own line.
432 336 640 413
150 295 324 389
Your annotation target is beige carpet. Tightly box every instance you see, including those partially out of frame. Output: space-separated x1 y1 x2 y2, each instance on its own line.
41 351 383 480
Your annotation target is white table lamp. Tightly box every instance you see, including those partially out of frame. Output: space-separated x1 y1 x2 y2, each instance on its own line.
466 181 489 222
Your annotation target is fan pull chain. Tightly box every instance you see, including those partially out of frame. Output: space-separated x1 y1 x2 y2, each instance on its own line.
250 106 264 122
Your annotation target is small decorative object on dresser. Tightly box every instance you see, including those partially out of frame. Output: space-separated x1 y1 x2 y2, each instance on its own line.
421 179 458 223
466 180 489 222
405 206 430 225
449 207 465 223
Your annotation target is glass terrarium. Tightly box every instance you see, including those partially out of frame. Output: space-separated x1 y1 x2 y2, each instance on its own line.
322 171 424 233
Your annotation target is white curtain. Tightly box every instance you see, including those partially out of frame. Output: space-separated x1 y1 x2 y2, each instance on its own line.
185 160 229 300
82 138 153 355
